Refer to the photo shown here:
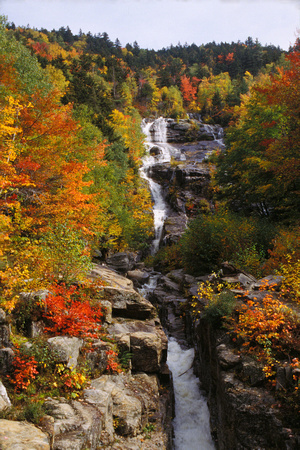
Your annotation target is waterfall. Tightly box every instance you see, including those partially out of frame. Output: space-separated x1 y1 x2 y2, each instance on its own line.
140 118 171 255
140 117 215 449
167 339 215 450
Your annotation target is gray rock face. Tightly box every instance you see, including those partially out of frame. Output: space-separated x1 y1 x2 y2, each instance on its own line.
43 397 104 450
47 336 83 368
107 319 168 374
0 308 11 357
106 252 136 273
103 287 156 320
165 119 223 143
0 380 11 411
3 266 173 449
88 264 134 289
0 347 14 375
192 315 299 448
0 419 50 449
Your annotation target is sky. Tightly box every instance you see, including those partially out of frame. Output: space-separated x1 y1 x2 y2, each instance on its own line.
0 0 299 51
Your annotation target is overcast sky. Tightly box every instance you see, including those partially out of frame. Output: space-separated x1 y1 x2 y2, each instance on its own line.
0 0 299 50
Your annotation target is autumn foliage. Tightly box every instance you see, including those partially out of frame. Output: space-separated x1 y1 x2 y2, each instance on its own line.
43 283 103 338
7 345 38 392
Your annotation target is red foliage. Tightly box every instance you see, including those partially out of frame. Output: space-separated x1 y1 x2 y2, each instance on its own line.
180 75 198 104
106 349 122 373
225 53 234 63
7 346 38 392
43 283 103 338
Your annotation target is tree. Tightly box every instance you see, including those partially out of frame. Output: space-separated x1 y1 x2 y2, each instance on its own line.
215 52 300 223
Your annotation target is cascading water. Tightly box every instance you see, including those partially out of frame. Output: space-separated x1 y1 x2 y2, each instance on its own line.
167 339 215 450
140 118 171 255
140 117 215 449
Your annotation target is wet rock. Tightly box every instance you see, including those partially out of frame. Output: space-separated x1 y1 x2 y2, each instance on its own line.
127 269 150 285
149 146 161 156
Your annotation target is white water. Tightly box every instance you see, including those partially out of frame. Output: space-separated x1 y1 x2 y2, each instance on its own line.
167 339 215 450
140 117 215 449
140 118 174 255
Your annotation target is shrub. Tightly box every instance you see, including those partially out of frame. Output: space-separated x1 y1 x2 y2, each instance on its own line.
152 243 182 273
180 209 276 275
202 289 237 327
7 345 38 392
43 282 103 338
262 227 300 275
226 293 300 383
278 254 300 305
191 279 236 327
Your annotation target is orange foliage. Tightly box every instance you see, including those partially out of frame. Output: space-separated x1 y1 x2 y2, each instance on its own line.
227 287 300 384
43 283 104 338
180 74 198 104
7 346 38 392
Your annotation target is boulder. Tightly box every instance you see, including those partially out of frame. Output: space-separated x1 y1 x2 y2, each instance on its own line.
0 380 11 411
127 269 150 285
47 336 83 368
88 264 134 290
130 331 166 373
0 419 50 449
43 398 104 450
106 252 136 273
103 287 156 320
253 275 283 291
100 300 112 323
0 308 6 324
217 344 241 370
107 319 168 373
85 339 114 375
0 347 14 375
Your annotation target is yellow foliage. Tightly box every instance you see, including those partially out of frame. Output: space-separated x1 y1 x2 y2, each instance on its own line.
278 254 300 304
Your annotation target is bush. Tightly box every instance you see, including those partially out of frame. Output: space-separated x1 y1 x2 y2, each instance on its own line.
180 209 276 275
191 280 237 327
43 282 103 338
152 243 183 273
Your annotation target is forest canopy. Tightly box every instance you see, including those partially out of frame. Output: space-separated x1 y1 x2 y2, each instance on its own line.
0 16 299 310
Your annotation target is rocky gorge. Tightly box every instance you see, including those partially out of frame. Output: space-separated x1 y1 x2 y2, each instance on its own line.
0 116 299 449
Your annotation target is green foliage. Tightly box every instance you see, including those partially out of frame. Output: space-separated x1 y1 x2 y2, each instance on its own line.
202 289 237 327
118 350 133 371
180 209 276 275
190 279 236 327
152 243 183 273
39 221 92 284
231 244 265 279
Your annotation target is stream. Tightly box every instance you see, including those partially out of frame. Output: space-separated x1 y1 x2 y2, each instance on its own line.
140 118 216 449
